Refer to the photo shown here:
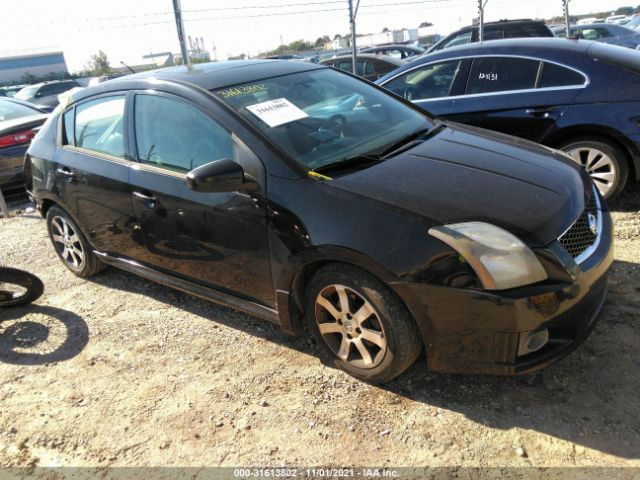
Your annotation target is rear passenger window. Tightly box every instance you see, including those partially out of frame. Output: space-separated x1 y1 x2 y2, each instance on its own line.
134 95 235 173
538 63 585 88
466 57 540 94
75 96 125 157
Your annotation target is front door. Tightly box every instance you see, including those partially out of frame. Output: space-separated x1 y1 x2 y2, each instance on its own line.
381 59 469 117
126 93 274 307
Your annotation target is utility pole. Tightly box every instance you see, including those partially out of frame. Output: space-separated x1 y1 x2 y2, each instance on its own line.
478 0 489 42
348 0 360 75
172 0 190 65
562 0 571 38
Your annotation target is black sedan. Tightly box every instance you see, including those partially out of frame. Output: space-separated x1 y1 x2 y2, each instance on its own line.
377 38 640 199
0 98 48 197
26 60 612 382
320 53 405 81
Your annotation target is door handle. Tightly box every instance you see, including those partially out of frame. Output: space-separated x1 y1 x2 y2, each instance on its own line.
56 167 75 177
132 190 157 209
56 167 75 182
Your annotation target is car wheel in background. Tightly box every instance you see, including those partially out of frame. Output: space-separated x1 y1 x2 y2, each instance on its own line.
305 263 422 383
46 205 106 278
559 138 629 201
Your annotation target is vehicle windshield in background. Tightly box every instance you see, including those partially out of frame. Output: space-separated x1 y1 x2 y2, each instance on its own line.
214 69 432 171
13 85 39 100
0 100 41 121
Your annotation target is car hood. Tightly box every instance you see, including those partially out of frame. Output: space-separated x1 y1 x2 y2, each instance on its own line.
330 122 591 247
0 114 49 136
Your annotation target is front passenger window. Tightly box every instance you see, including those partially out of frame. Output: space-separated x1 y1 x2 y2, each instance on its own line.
134 94 235 173
384 60 461 100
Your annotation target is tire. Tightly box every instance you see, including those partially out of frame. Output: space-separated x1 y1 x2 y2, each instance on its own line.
46 205 106 278
559 137 629 201
305 263 423 383
0 267 44 308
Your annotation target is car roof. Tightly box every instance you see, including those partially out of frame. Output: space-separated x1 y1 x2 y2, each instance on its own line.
321 53 406 65
417 37 593 61
0 96 47 111
114 60 323 91
362 44 423 50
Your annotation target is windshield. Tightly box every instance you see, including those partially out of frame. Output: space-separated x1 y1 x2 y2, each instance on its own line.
626 16 640 30
14 85 39 100
214 69 432 170
0 99 41 121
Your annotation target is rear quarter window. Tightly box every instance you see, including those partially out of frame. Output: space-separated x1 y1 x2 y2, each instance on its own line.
538 63 586 88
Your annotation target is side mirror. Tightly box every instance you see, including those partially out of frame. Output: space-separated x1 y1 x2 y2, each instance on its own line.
186 159 256 193
34 92 43 98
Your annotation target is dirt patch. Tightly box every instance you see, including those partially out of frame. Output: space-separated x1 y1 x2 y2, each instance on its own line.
0 188 639 468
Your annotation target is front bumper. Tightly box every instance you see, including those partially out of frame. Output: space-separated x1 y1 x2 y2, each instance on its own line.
407 208 614 376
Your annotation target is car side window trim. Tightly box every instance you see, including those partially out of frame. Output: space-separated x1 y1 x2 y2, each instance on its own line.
381 54 589 103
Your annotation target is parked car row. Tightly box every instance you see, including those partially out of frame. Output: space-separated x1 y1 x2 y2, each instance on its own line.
554 23 640 49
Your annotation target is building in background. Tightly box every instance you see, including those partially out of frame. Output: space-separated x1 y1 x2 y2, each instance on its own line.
0 51 69 85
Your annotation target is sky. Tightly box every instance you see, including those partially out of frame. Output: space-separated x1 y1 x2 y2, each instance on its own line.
0 0 634 72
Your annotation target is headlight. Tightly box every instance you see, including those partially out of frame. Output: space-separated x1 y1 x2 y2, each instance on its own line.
429 222 548 290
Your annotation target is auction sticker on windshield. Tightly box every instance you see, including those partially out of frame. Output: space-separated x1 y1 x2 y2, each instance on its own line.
245 98 308 127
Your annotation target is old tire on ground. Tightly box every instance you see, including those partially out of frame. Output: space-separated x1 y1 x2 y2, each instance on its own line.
0 267 44 308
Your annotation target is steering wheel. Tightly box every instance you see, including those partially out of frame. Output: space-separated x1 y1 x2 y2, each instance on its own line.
318 114 347 136
400 85 421 101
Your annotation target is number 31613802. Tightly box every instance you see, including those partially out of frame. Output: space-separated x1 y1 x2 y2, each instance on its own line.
479 72 498 81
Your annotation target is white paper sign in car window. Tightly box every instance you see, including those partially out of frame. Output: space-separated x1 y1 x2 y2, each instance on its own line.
245 98 308 128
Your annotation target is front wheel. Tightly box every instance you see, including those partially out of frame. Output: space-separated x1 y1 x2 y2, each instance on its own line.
559 138 629 201
305 264 423 383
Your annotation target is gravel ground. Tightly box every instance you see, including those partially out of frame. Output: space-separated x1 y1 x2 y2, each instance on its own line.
0 186 639 469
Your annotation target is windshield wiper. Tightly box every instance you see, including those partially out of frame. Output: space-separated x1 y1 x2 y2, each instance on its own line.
311 153 383 175
378 122 441 159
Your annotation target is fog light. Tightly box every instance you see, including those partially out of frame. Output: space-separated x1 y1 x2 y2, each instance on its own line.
517 329 549 356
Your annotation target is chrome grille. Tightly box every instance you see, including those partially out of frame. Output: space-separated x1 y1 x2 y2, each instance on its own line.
559 188 599 260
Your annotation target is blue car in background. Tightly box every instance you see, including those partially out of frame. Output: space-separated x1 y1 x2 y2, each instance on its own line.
376 38 640 200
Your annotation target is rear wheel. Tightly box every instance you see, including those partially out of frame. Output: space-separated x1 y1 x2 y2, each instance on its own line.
305 264 422 383
46 206 106 278
559 138 629 201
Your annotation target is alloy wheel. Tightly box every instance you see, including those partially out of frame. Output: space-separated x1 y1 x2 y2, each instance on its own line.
314 284 387 369
50 216 85 270
565 146 617 198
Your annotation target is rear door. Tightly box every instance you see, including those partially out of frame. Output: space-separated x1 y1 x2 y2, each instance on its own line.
126 92 273 306
53 94 137 255
446 56 585 142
